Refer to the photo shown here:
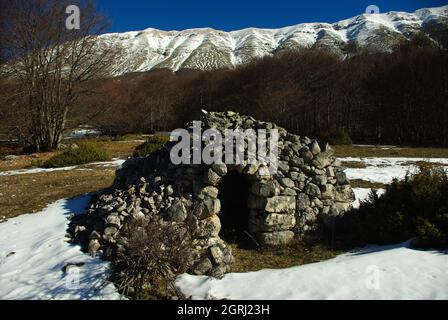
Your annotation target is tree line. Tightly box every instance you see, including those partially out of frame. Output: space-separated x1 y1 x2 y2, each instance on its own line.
68 35 448 147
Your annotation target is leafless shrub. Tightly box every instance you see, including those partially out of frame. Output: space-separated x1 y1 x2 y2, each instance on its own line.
111 219 195 300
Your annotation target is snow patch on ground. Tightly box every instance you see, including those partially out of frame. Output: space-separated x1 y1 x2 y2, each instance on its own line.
0 158 126 177
0 196 122 300
64 128 101 140
344 166 413 184
0 166 77 177
340 157 448 184
176 242 448 300
90 159 126 168
340 157 448 166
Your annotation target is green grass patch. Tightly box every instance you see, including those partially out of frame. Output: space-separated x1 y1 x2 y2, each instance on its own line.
41 142 110 168
30 159 45 168
133 135 170 158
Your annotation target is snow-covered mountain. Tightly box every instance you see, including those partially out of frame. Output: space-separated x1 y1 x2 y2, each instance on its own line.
100 5 448 74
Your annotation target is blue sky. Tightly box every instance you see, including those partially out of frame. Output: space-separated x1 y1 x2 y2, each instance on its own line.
97 0 447 33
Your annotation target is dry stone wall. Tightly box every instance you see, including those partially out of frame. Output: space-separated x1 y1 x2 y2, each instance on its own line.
72 111 355 277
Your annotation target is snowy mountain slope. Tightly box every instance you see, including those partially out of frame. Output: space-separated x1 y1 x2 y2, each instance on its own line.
99 5 448 74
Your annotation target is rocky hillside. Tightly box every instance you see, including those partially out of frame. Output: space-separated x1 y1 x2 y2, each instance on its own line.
100 5 448 74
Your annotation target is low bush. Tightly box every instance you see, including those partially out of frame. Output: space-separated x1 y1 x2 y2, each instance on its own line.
42 142 110 168
345 166 448 249
133 135 170 157
30 158 45 168
111 220 194 300
323 129 353 146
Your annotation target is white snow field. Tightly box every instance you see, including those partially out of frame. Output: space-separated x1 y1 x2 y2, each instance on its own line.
0 159 126 177
176 241 448 300
341 157 448 184
0 195 122 300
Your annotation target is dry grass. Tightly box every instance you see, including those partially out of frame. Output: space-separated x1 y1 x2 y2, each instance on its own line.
340 161 367 169
230 244 341 273
402 160 447 168
89 138 143 159
0 152 56 172
0 144 22 157
0 168 115 219
350 179 387 189
334 145 448 158
0 137 141 172
0 137 143 220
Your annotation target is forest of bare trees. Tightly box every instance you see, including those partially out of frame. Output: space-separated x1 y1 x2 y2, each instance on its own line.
0 0 120 151
61 35 448 147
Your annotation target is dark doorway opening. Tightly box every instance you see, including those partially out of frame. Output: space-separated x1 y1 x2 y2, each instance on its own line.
218 171 252 247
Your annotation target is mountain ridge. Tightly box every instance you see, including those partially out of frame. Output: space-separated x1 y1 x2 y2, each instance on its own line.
99 5 448 74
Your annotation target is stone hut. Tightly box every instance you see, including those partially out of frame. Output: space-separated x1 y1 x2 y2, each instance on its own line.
75 111 355 277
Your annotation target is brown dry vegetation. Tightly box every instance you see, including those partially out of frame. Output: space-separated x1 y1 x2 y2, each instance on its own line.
86 138 144 158
334 145 448 158
340 161 367 169
0 137 143 219
230 244 341 272
0 152 55 171
350 179 387 189
0 137 142 171
0 168 115 219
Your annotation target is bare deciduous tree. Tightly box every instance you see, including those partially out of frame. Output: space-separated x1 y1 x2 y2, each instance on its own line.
0 0 120 151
